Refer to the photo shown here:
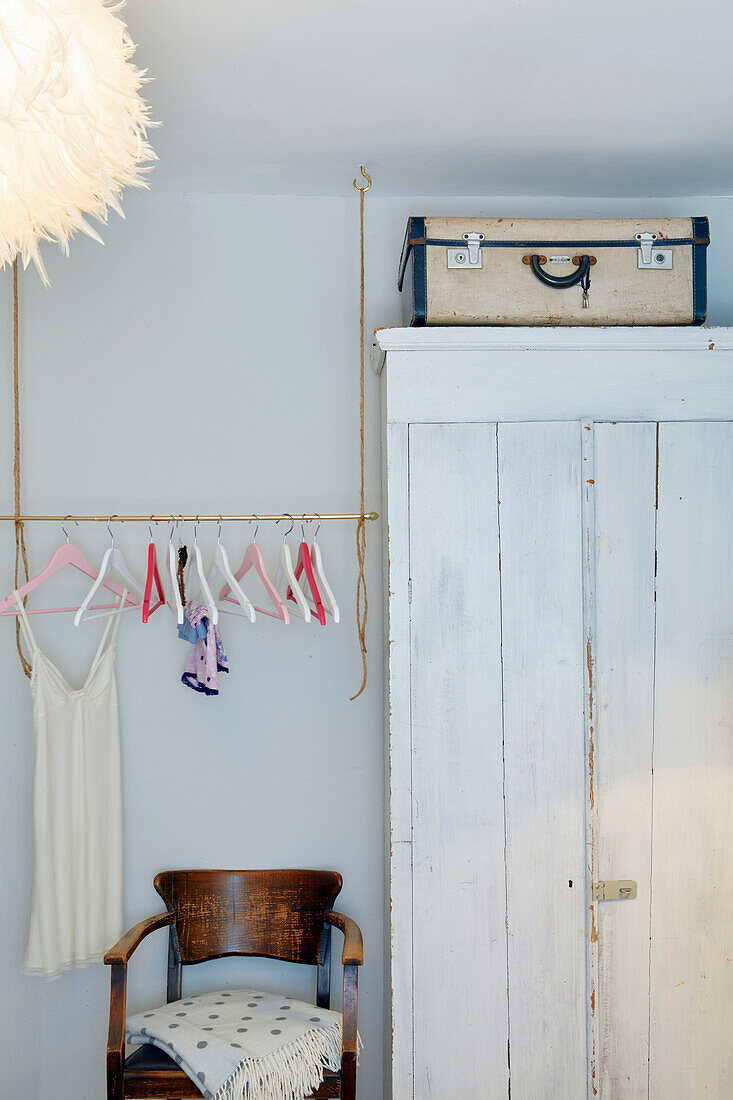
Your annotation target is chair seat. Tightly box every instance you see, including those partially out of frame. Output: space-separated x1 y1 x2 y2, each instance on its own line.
123 1043 341 1099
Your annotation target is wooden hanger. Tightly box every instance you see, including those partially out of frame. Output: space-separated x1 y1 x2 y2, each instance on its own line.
220 517 290 624
288 518 326 625
142 522 167 623
310 516 340 623
208 521 255 623
274 516 311 623
0 523 135 618
74 522 144 626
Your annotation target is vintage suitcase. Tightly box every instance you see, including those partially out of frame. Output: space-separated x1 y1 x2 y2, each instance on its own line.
398 216 709 326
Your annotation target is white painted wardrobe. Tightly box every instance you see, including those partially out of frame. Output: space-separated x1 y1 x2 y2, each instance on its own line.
377 328 733 1100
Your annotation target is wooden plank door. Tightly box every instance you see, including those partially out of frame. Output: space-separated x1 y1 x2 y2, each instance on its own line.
593 420 733 1099
408 421 587 1099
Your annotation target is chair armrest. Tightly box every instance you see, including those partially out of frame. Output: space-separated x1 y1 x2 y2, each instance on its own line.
325 911 363 966
104 911 174 965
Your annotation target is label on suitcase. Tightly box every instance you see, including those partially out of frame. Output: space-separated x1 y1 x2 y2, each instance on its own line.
398 217 709 326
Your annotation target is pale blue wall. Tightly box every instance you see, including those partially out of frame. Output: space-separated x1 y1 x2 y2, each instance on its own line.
0 191 731 1099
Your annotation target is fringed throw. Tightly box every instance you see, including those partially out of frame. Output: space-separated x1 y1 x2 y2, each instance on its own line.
126 987 344 1100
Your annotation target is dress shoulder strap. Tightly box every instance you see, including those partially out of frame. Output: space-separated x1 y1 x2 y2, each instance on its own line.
13 592 37 654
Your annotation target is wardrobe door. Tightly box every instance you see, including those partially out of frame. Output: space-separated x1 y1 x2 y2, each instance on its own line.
594 420 733 1099
649 422 733 1097
408 421 587 1100
496 421 587 1098
594 422 658 1098
408 423 509 1098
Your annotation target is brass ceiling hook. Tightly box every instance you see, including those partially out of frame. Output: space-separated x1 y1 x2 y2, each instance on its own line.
353 165 372 192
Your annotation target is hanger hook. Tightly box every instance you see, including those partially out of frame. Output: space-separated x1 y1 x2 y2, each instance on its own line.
301 513 307 540
251 514 260 542
353 165 372 192
282 513 294 541
217 516 223 543
62 514 71 543
148 514 155 541
194 515 199 545
107 519 115 546
314 513 322 540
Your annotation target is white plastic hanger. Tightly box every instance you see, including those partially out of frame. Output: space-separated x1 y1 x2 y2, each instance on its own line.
188 517 219 626
274 515 311 623
74 521 144 626
207 519 255 623
310 516 340 623
167 518 185 625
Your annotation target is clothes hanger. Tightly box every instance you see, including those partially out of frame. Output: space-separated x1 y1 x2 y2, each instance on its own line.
309 515 340 623
220 516 290 624
0 519 134 618
288 516 326 626
167 518 185 625
142 518 167 623
275 515 311 623
74 519 144 627
207 519 255 623
187 517 219 626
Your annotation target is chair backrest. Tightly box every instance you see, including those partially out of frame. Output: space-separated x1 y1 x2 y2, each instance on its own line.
154 869 342 965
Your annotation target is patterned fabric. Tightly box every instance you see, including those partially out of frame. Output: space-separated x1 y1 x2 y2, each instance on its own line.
180 601 229 696
126 987 343 1100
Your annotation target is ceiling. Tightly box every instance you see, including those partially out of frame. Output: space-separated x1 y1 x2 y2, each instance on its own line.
127 0 733 197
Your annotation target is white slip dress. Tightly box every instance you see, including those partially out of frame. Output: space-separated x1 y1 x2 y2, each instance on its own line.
15 592 125 978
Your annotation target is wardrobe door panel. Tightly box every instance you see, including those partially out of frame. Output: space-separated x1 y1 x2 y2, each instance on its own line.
650 422 733 1098
408 423 509 1099
497 421 587 1099
594 423 657 1099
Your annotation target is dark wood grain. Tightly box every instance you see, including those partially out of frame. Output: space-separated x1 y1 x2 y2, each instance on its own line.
106 869 362 1099
154 868 343 964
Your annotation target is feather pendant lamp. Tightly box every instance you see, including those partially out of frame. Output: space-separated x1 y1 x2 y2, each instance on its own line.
0 0 156 284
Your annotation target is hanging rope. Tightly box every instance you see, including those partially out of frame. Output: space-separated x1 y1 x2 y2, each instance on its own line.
12 259 31 677
350 166 371 700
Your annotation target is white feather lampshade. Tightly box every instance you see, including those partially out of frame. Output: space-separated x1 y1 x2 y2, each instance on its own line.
0 0 155 283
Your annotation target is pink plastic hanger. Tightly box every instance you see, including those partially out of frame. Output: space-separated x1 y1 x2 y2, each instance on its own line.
142 522 166 623
0 521 135 617
219 516 290 624
288 518 326 625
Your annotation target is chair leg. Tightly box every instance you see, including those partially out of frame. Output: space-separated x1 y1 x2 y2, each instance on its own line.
341 1057 356 1100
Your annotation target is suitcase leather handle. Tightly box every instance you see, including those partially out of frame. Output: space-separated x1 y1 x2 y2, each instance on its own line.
527 254 591 288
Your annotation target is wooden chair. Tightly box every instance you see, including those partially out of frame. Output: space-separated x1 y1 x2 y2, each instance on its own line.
104 869 363 1100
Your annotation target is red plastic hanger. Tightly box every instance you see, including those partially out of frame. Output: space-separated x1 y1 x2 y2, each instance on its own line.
142 528 166 623
288 522 326 626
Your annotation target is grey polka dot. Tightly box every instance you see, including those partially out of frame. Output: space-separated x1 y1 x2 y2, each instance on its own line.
270 1029 282 1035
237 1027 248 1033
175 1012 186 1017
140 1027 147 1035
310 1017 321 1022
221 992 231 997
253 994 263 998
214 1001 225 1005
197 1071 206 1083
247 1002 258 1008
276 1016 287 1021
202 1027 213 1031
196 1041 208 1049
143 1013 154 1018
231 1042 242 1048
168 1023 179 1029
183 1001 194 1006
241 1016 252 1021
208 1014 219 1019
280 1005 290 1010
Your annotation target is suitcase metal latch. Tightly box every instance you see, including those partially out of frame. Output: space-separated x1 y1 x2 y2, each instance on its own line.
447 232 484 269
636 232 673 269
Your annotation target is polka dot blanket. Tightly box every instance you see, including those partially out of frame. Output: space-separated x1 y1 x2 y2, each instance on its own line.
126 987 343 1100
